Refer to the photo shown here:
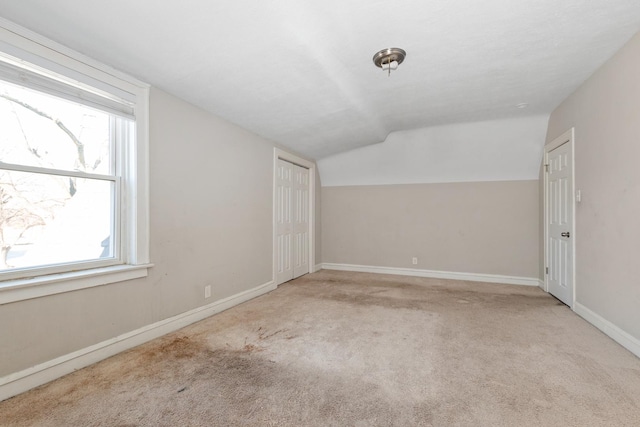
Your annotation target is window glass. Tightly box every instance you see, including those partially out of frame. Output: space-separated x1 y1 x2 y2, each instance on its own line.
0 79 112 174
0 77 122 274
0 170 115 270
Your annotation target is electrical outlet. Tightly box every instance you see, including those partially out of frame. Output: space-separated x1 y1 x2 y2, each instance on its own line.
204 285 212 299
412 257 418 265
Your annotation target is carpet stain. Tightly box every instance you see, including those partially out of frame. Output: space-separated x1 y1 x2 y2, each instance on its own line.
304 282 555 314
314 290 430 311
157 336 202 359
257 328 287 340
242 344 264 353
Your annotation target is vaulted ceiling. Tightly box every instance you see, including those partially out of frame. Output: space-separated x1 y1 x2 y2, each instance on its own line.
1 1 639 159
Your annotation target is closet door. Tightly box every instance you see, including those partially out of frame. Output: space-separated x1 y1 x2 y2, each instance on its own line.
293 164 310 278
275 159 310 285
275 159 293 284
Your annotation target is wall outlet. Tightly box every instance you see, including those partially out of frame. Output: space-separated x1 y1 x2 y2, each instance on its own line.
204 285 212 299
412 257 418 265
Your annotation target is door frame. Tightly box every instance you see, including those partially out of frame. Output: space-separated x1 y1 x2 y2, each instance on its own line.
543 128 576 308
273 148 316 284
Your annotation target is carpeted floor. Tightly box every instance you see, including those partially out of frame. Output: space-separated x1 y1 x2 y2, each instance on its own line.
1 270 640 426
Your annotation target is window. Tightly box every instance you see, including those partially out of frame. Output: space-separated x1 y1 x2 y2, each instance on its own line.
0 21 150 302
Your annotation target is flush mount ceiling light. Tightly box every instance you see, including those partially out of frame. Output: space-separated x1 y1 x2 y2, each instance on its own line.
373 47 406 77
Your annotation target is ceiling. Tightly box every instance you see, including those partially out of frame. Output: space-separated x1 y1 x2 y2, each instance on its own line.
1 1 639 160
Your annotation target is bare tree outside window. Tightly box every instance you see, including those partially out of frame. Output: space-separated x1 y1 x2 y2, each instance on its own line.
0 79 114 271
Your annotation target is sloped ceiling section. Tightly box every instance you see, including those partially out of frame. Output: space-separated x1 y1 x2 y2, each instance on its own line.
0 1 639 160
318 116 550 186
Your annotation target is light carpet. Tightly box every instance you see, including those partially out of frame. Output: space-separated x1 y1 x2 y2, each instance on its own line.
1 270 640 426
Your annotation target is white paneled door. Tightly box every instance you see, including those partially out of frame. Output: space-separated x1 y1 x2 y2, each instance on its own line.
275 159 293 285
546 135 574 307
276 159 310 285
293 164 310 278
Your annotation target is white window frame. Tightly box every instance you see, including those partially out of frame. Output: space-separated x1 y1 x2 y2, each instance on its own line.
0 18 152 304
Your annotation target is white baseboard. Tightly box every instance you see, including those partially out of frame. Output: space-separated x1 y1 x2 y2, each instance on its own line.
574 302 640 359
0 280 276 402
538 279 545 290
321 263 540 287
312 264 323 273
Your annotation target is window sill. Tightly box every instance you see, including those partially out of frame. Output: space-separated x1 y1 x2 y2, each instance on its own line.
0 264 153 305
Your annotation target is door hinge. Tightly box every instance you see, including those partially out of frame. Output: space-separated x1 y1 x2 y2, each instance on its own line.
544 164 549 173
545 267 549 275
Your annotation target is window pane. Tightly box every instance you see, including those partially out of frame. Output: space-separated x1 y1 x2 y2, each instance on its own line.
0 170 115 272
0 79 112 175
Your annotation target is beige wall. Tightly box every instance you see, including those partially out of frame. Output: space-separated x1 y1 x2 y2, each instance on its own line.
546 31 640 340
322 181 539 278
314 168 322 266
0 88 319 377
538 163 546 279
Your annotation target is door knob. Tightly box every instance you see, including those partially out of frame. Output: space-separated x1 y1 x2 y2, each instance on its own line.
561 232 570 238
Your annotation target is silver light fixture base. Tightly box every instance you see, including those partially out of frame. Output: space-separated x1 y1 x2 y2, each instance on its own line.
372 47 407 69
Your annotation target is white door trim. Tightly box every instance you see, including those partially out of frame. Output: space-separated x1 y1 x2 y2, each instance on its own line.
543 128 576 309
273 148 315 284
